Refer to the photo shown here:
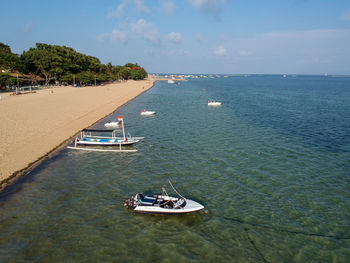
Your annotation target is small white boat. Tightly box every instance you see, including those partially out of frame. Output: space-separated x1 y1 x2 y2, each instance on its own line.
124 181 204 215
168 79 175 84
208 100 222 106
104 120 121 128
140 109 156 116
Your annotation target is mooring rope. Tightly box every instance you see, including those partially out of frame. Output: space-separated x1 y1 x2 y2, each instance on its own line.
168 179 186 199
223 216 350 240
244 227 269 263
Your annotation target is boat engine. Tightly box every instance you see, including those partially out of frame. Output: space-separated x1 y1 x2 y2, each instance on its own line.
124 193 142 208
124 197 136 208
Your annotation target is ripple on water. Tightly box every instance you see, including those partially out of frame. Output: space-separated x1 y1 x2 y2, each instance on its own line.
1 76 350 262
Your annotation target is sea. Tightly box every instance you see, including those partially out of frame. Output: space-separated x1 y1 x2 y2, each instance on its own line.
0 75 349 263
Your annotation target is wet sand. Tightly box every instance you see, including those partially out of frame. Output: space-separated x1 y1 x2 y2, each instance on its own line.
0 78 154 188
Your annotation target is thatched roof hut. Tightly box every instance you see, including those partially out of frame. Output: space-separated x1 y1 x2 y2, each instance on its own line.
8 73 45 82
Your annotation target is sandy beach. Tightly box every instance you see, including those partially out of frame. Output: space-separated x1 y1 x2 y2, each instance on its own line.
0 78 154 188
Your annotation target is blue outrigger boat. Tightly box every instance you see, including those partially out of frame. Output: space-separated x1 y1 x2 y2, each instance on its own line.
67 116 143 152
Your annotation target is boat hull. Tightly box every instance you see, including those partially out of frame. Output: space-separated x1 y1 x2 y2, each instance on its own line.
76 138 139 146
208 102 222 106
140 111 156 116
133 199 204 214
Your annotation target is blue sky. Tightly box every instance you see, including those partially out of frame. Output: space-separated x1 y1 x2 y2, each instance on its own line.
1 0 350 74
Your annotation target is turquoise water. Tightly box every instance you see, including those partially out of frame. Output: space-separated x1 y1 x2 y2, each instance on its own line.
1 75 350 262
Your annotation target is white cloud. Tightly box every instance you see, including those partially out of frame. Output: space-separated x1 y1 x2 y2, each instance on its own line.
110 29 128 43
109 1 127 18
134 0 150 15
109 0 150 19
228 29 350 74
342 9 350 22
168 48 190 57
195 33 206 42
261 29 350 42
188 0 228 20
131 19 160 44
167 32 182 43
238 50 252 57
97 29 128 43
190 0 217 8
176 48 190 56
24 21 34 32
163 1 175 15
214 45 227 56
145 48 156 56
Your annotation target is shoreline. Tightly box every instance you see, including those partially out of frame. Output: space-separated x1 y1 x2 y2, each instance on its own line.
0 77 156 191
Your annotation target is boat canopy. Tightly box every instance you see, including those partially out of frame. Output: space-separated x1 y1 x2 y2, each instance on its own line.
82 129 115 132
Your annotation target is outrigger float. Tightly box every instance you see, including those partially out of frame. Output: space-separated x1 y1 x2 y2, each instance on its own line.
67 116 143 152
124 181 204 215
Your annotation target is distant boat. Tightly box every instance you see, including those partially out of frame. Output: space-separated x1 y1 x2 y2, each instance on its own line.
208 100 222 106
104 120 121 128
140 109 156 116
168 79 175 84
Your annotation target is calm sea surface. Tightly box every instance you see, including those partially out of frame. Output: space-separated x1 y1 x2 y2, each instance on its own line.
1 75 350 262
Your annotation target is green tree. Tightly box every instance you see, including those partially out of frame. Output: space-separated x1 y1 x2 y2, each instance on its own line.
112 65 123 74
21 47 55 84
0 43 11 55
1 42 148 87
0 42 20 72
0 73 17 90
119 68 131 80
130 68 145 80
124 63 139 69
87 56 101 72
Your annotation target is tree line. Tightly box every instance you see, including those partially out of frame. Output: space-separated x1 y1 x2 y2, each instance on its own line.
0 42 147 90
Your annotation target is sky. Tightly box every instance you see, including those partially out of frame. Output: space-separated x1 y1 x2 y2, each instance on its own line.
1 0 350 75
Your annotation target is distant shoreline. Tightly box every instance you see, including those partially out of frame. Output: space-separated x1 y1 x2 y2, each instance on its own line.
151 73 350 78
0 77 155 191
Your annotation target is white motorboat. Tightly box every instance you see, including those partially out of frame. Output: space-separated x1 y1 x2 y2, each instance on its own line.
140 109 156 116
104 120 121 128
124 181 204 215
168 79 175 84
67 116 143 152
208 100 222 106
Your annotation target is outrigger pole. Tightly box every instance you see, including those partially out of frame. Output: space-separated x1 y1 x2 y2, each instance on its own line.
66 146 137 152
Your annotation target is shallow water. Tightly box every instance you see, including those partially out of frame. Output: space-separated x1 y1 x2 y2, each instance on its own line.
1 75 350 262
